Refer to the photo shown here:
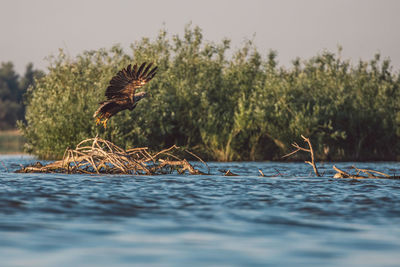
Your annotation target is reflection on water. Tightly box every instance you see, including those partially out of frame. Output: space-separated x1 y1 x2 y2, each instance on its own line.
0 155 399 266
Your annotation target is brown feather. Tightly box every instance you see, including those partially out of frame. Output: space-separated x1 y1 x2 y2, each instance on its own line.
146 66 158 78
140 63 153 78
104 62 156 100
94 62 157 126
93 98 131 119
136 62 146 78
132 64 138 77
145 67 158 82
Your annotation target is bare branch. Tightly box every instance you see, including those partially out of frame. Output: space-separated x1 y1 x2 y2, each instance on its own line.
351 166 390 178
185 149 210 174
282 135 320 177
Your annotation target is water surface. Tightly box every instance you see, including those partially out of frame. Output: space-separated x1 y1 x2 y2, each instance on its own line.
0 155 399 266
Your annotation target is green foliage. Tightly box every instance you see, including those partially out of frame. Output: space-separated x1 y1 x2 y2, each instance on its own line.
0 62 43 130
20 25 400 160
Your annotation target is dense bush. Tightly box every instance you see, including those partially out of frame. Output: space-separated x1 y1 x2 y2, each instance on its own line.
19 25 400 160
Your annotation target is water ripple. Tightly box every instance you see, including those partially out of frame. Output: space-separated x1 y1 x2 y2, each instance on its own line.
0 158 399 266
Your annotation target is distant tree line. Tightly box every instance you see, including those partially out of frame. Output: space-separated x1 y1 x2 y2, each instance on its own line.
19 25 400 161
0 62 43 130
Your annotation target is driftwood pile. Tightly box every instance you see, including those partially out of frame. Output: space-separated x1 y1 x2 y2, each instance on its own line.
14 135 398 179
16 137 207 175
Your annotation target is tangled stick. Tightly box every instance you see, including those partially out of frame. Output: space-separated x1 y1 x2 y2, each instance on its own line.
282 135 321 177
16 137 207 175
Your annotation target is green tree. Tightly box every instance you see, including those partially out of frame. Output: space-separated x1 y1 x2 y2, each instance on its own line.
0 62 22 129
19 25 400 161
0 62 43 130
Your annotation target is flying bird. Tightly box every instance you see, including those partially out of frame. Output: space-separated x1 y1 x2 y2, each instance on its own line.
94 62 158 128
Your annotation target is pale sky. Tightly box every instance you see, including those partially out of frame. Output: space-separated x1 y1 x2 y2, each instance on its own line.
1 0 400 74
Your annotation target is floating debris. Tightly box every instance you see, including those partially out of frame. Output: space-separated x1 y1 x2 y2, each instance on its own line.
221 169 238 176
333 165 400 179
284 135 399 180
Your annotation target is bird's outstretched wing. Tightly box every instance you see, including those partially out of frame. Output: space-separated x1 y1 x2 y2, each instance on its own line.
105 62 158 100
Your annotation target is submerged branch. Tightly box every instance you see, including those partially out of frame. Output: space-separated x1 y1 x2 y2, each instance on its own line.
333 165 398 179
283 135 321 177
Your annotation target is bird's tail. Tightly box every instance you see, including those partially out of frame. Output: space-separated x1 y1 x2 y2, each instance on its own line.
93 101 109 118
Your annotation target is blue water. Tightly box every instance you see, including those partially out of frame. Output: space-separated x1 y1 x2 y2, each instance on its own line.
0 155 399 267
